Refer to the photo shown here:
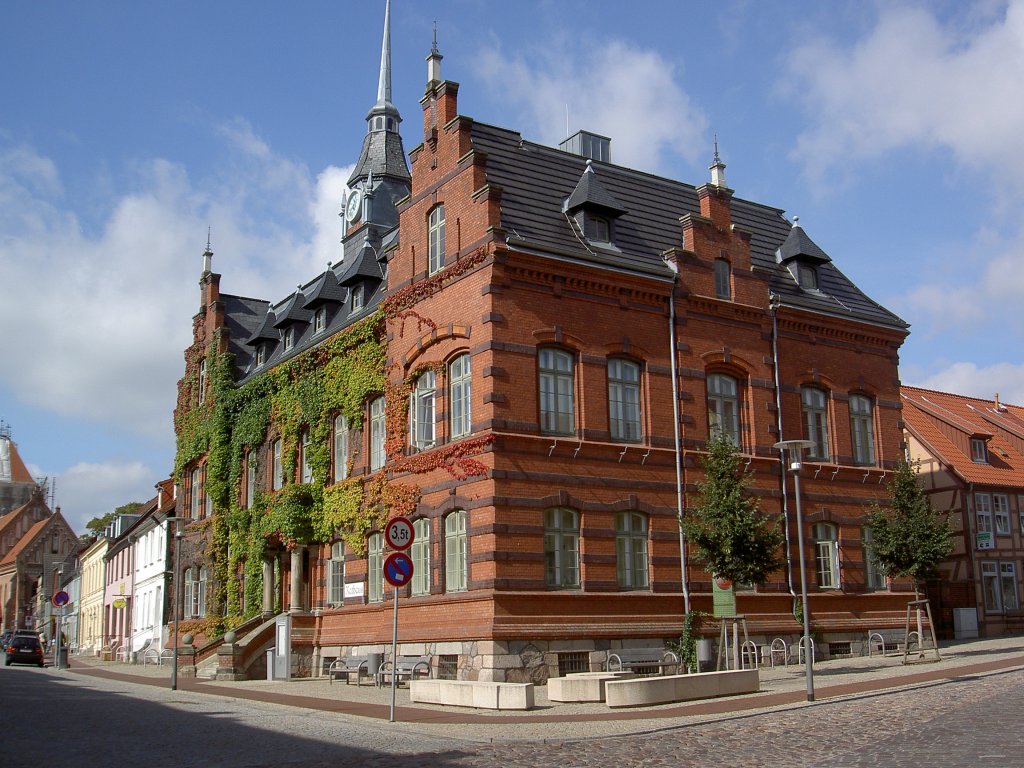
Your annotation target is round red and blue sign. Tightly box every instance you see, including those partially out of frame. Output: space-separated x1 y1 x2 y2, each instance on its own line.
383 551 414 588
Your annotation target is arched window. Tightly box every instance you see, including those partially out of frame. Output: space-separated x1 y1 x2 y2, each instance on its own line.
328 541 345 607
369 397 386 471
544 508 580 588
539 348 575 435
449 354 472 439
707 373 740 445
368 533 384 603
814 523 839 589
801 387 830 461
608 359 642 442
428 204 446 275
615 512 649 589
713 258 731 300
444 510 467 593
849 395 875 466
409 371 436 450
411 518 431 596
333 414 348 482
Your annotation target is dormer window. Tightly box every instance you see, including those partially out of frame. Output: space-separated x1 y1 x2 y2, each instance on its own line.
283 327 295 351
584 215 610 242
352 285 364 312
797 263 818 290
971 438 988 463
314 307 326 335
255 345 265 368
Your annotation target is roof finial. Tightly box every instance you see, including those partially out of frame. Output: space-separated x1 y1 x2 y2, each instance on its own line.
710 134 727 188
202 227 213 274
793 215 800 228
432 19 439 55
427 18 443 84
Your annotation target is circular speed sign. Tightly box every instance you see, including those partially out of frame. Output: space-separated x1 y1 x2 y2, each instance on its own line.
385 516 414 550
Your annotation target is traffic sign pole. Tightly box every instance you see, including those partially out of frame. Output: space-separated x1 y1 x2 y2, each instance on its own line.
390 580 399 722
382 522 416 724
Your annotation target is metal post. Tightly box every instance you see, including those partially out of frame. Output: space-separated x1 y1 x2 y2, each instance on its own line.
389 584 399 723
793 468 815 702
172 527 182 691
55 566 63 670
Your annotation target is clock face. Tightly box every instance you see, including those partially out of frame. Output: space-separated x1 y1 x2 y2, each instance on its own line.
345 189 362 222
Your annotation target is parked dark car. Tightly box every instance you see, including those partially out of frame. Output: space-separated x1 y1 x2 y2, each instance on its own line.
5 634 44 667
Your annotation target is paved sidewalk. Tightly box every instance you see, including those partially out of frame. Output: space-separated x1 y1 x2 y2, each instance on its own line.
60 635 1024 741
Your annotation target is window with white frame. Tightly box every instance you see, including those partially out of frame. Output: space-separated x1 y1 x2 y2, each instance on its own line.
333 414 348 482
409 371 436 451
862 526 887 590
971 438 988 463
300 429 313 483
449 354 472 439
183 567 194 618
328 541 345 607
615 511 648 589
368 533 383 603
255 344 266 368
1019 495 1024 537
608 359 642 442
411 518 431 596
539 348 575 435
802 387 830 461
198 359 207 405
428 204 446 275
314 307 326 335
1001 562 1019 610
849 395 875 465
190 467 201 519
197 566 207 617
245 451 256 509
369 397 386 471
351 284 364 312
713 258 731 300
982 561 1019 612
444 510 467 593
976 493 993 537
283 327 295 352
814 522 840 589
994 494 1011 535
707 373 740 445
272 438 283 490
544 507 580 588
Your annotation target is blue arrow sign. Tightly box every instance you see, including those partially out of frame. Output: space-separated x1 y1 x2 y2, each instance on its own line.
383 551 414 588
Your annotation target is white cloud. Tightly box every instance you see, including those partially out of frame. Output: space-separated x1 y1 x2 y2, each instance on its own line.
784 1 1024 192
908 361 1024 406
475 36 706 174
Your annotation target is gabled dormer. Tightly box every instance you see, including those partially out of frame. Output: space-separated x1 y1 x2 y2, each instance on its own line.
302 268 346 336
563 158 627 246
272 290 312 353
775 218 832 292
245 310 278 369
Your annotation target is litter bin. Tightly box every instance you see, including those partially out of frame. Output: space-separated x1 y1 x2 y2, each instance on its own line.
366 652 383 685
55 646 69 668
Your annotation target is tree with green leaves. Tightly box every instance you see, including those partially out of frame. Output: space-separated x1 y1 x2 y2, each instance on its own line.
866 461 953 595
84 501 145 536
683 432 784 586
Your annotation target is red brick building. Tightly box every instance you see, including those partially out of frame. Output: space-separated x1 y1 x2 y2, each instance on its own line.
174 5 918 680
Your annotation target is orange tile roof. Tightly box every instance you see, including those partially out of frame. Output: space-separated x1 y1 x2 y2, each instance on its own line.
901 385 1024 489
1 436 35 484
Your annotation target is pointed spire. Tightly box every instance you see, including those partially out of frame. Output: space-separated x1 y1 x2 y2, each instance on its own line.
376 0 393 109
710 134 727 188
201 227 213 275
427 18 443 84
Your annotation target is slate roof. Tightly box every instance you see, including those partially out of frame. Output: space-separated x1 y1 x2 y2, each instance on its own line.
901 385 1024 488
565 161 627 216
303 270 347 308
470 121 908 332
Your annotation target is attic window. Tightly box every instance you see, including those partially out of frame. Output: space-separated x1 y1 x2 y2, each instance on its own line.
584 215 610 242
255 344 265 368
314 307 326 335
352 285 364 312
283 327 295 352
797 263 818 290
971 438 988 463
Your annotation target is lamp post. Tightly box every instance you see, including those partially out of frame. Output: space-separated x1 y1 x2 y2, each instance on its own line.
172 526 183 692
774 439 815 702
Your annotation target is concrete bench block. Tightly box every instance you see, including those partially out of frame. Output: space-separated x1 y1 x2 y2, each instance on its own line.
548 671 636 703
409 679 535 710
605 669 759 708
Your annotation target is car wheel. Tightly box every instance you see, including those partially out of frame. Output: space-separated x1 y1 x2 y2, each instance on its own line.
37 662 44 668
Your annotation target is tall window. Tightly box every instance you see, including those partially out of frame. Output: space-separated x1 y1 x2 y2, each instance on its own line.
272 439 283 490
444 510 467 593
351 285 364 312
815 523 840 589
862 526 887 590
314 307 326 335
449 354 472 439
802 387 830 461
300 429 313 483
245 451 256 509
369 397 386 471
411 518 431 596
544 507 580 588
539 348 575 435
428 204 446 275
190 467 201 519
971 438 988 463
615 511 648 589
608 359 642 442
982 562 1020 612
368 533 383 603
993 494 1011 535
849 395 875 465
409 371 436 451
183 567 194 618
1001 562 1019 610
197 567 208 617
976 493 993 540
328 542 345 607
713 258 731 300
198 359 207 404
283 327 294 352
707 373 740 445
255 344 265 368
333 415 348 482
185 567 207 618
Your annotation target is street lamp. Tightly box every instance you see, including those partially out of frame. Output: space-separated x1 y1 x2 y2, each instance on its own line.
774 439 815 702
172 525 183 692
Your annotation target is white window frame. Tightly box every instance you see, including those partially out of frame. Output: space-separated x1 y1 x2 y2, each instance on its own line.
444 510 467 593
369 397 386 471
368 533 384 603
814 522 840 589
198 359 207 405
190 467 201 519
993 494 1011 535
314 307 326 335
283 327 294 352
849 395 876 466
409 371 436 451
971 438 988 463
449 353 472 439
1001 562 1019 610
411 518 431 596
300 429 313 484
976 493 993 535
802 387 830 461
428 204 446 275
707 373 740 445
351 284 364 312
272 439 283 490
608 359 642 442
196 566 207 618
245 451 256 509
183 568 194 618
544 507 580 588
333 414 348 482
615 511 648 589
539 348 575 435
255 344 265 368
328 542 345 607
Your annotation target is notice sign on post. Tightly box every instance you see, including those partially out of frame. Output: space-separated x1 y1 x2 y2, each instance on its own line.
385 516 414 551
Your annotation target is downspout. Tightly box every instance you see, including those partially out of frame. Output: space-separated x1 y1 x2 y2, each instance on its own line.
664 258 691 614
770 292 798 604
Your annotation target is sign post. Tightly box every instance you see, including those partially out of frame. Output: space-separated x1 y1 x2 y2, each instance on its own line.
382 518 414 723
52 591 69 670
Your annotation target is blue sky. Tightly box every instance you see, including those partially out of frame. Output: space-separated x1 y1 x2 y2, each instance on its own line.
3 0 1023 534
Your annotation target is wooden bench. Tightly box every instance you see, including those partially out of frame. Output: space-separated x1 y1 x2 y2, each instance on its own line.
327 655 374 685
606 648 680 675
377 655 432 687
867 629 920 656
